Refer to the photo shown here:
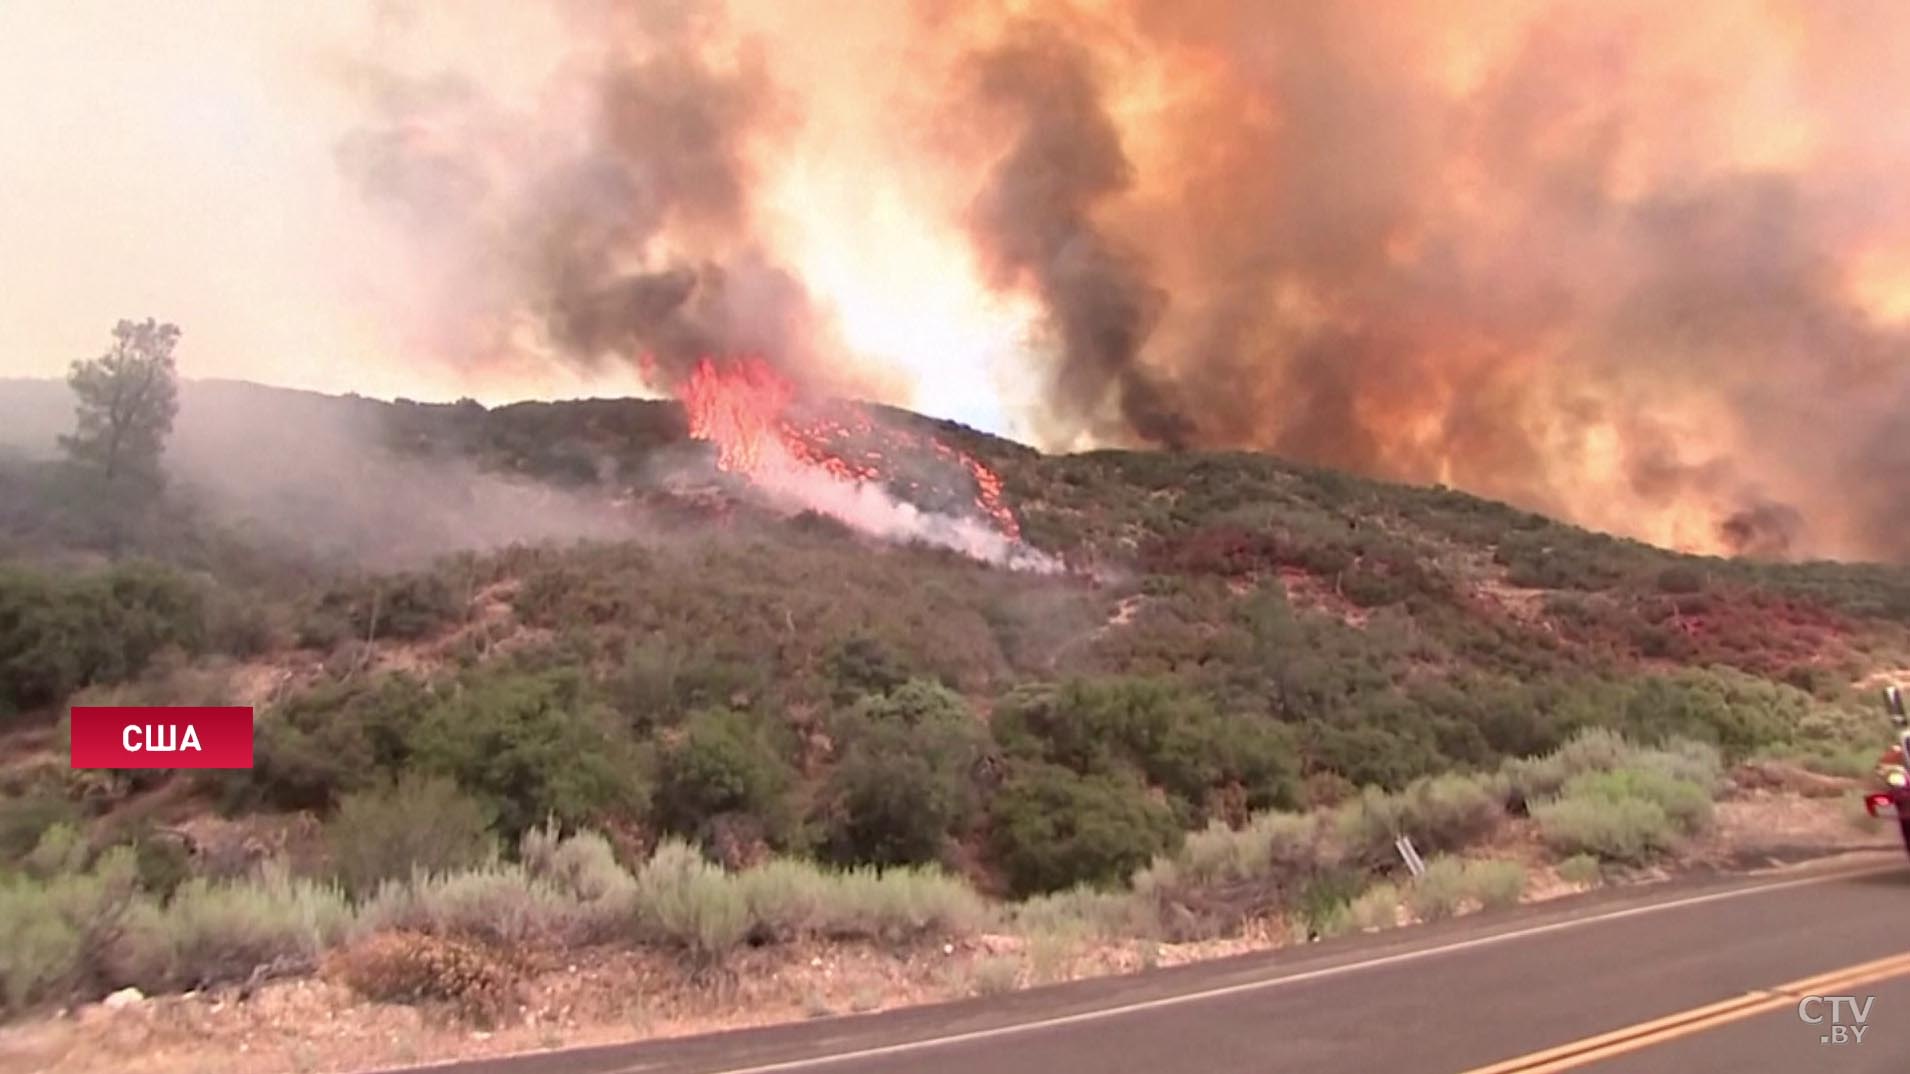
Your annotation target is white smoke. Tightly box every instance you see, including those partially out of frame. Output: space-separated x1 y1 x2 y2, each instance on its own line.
742 439 1062 573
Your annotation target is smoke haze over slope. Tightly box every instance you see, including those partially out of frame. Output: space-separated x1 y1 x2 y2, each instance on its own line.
0 378 654 567
5 1 1910 562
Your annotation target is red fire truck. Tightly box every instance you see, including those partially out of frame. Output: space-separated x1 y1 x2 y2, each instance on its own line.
1860 685 1910 856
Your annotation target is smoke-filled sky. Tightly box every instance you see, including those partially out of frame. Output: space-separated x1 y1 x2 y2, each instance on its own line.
5 0 1910 563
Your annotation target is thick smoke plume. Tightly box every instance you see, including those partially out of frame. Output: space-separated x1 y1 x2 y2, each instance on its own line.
923 1 1910 563
958 17 1189 449
333 0 882 400
138 0 1910 565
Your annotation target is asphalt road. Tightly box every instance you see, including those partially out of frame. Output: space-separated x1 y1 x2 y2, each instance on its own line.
366 854 1910 1074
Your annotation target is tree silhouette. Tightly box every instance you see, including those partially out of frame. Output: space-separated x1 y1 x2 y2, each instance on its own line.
61 318 181 488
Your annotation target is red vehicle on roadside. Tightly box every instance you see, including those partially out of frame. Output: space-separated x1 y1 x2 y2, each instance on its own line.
1861 685 1910 855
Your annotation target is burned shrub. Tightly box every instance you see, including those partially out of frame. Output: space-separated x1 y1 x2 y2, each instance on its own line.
329 930 518 1025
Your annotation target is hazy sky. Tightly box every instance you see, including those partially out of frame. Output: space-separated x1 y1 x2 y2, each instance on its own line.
1 5 427 398
0 1 1024 432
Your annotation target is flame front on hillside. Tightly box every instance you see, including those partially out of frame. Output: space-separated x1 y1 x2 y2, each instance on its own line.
679 356 1057 572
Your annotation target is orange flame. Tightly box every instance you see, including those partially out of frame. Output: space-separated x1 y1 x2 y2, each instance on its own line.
676 355 1026 545
681 356 795 473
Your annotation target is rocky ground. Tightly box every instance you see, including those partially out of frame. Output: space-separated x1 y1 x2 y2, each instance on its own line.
0 780 1894 1074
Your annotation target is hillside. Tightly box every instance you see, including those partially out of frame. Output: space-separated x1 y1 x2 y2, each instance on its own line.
0 378 1903 1048
4 377 1905 818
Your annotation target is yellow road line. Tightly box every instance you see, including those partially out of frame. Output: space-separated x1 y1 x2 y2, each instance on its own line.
1459 950 1910 1073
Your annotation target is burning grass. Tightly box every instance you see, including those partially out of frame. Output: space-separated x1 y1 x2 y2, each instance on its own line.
677 356 1058 572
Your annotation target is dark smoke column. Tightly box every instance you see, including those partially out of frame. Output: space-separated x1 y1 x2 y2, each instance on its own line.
333 0 833 398
960 19 1192 449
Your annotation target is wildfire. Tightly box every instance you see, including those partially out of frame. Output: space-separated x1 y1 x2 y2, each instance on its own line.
681 357 796 473
676 356 1035 555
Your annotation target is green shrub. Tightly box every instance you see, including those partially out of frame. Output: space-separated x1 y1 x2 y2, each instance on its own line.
203 592 275 658
1011 885 1154 941
22 822 90 879
1632 740 1725 795
1559 768 1713 835
632 839 750 961
731 857 830 939
987 764 1182 897
819 748 961 867
1252 810 1330 874
1461 859 1527 909
817 866 990 940
1171 811 1325 888
818 680 985 867
0 847 138 1013
70 654 243 715
734 856 988 942
1407 857 1467 921
1306 905 1357 940
1345 882 1401 932
124 829 193 900
309 572 463 643
1618 673 1793 760
1334 775 1502 866
241 675 436 811
518 823 634 904
654 708 797 848
1332 787 1409 865
0 879 81 1013
1767 743 1873 781
1501 727 1721 809
1129 855 1181 902
326 774 498 896
1556 853 1603 887
0 562 210 718
1549 724 1636 766
0 793 80 865
116 860 350 992
1301 713 1450 792
1178 820 1264 887
992 678 1299 822
1293 868 1363 937
608 635 775 730
1407 673 1592 762
825 636 914 704
246 661 645 829
409 667 648 839
1543 718 1634 768
1398 773 1506 853
1532 796 1676 864
1501 727 1631 803
355 862 602 948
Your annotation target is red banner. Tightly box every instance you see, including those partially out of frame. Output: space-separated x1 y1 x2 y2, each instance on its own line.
70 706 255 769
